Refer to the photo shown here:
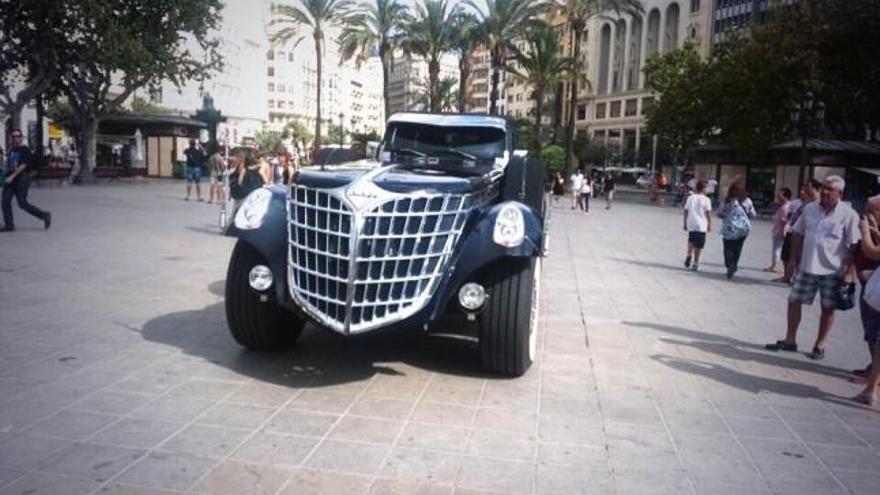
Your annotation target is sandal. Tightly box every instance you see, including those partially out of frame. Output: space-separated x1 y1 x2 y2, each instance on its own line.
852 391 876 406
808 347 825 360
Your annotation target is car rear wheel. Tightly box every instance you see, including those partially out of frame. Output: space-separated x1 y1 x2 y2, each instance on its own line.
479 257 541 376
225 240 304 350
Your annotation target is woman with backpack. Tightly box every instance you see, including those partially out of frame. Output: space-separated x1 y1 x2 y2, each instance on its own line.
717 181 757 279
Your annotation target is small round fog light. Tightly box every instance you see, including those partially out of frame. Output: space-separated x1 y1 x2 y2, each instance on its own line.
248 265 273 291
458 283 487 311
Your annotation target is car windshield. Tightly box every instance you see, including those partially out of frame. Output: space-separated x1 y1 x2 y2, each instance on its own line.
384 123 506 162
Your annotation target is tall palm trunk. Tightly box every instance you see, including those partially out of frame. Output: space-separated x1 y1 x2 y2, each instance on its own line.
533 89 544 150
380 46 391 122
458 59 470 113
566 27 582 170
489 53 502 115
314 30 323 150
428 59 440 112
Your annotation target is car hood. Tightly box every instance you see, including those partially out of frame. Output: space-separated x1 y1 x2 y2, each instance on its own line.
295 160 493 195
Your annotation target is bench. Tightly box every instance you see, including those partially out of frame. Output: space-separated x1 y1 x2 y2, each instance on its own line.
93 167 122 181
34 167 72 185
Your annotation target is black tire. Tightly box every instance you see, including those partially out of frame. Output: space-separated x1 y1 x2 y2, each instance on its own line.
479 257 541 376
225 240 304 350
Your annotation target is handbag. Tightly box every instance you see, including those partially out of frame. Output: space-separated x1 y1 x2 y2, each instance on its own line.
835 282 856 311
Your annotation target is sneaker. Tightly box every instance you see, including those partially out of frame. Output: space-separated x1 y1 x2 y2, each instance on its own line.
726 269 735 280
808 347 825 360
690 264 699 272
43 212 51 230
765 340 798 352
684 256 692 268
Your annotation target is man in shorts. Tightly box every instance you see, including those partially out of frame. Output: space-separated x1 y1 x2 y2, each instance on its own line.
765 175 860 360
207 147 226 204
683 180 712 271
184 139 206 201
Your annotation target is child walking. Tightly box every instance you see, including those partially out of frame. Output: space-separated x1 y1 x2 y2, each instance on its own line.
683 180 712 271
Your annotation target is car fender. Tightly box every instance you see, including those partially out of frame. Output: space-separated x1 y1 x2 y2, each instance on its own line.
428 201 543 321
225 186 289 301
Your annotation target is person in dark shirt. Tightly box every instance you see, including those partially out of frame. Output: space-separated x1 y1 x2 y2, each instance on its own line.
2 129 51 232
183 139 206 201
604 172 616 210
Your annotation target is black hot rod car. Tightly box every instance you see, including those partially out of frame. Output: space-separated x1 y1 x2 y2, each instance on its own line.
225 113 547 375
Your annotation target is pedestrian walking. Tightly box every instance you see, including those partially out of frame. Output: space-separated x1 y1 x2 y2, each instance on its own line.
604 172 616 209
683 180 712 272
765 175 860 360
551 171 564 204
570 168 585 210
774 179 821 284
2 129 51 232
852 195 880 404
716 181 756 279
184 139 206 201
766 187 792 273
207 147 226 204
580 174 593 214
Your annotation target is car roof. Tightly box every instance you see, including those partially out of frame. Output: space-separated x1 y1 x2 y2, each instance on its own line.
387 112 508 130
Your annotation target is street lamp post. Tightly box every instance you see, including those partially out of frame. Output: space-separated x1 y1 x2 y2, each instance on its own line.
791 91 824 185
338 112 344 147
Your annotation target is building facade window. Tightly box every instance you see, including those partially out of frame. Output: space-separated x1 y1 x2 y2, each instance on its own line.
609 101 621 118
268 83 275 92
267 67 275 77
641 96 654 115
596 102 606 119
690 0 700 13
267 50 274 60
577 105 587 120
624 98 638 117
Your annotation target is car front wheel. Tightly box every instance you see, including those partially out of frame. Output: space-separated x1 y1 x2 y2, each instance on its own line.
479 257 541 376
225 240 304 350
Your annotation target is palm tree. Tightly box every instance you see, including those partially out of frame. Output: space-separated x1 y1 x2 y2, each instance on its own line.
448 12 483 113
270 0 354 151
466 0 550 115
509 26 574 149
558 0 643 166
401 0 458 113
415 76 458 112
338 0 409 123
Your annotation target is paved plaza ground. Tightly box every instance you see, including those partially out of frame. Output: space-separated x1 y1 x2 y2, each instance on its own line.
0 180 877 495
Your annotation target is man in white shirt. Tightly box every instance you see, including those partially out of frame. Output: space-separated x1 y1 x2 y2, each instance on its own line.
766 175 860 359
570 169 585 210
683 180 712 271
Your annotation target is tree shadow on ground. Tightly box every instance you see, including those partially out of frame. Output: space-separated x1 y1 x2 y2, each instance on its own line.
136 281 503 390
608 257 770 286
625 320 871 410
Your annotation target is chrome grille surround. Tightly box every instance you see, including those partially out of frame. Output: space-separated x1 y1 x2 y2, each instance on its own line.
287 169 493 334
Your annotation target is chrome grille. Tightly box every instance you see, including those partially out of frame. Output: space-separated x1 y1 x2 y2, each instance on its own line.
288 181 486 334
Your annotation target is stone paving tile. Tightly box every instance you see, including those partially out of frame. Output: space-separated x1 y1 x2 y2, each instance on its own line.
278 468 373 495
0 435 73 470
23 408 118 441
303 439 390 475
71 390 153 416
328 416 404 445
367 478 453 495
535 464 614 495
89 417 185 450
223 382 298 408
191 459 292 495
0 472 101 495
230 431 318 466
128 396 216 424
455 456 535 494
195 402 275 430
157 424 250 458
397 423 471 453
114 451 219 491
0 468 22 490
349 397 415 421
266 409 339 438
287 390 358 414
39 441 144 482
94 483 180 494
410 402 475 427
756 462 850 495
378 449 461 484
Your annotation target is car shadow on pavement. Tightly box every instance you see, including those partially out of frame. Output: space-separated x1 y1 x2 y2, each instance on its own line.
625 321 870 410
137 296 499 390
609 257 769 285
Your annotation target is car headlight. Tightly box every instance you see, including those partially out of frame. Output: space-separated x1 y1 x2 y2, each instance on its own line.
234 188 272 230
493 203 525 247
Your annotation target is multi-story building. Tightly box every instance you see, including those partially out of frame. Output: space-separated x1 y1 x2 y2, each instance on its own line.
711 0 799 44
574 0 713 166
463 48 507 115
388 54 459 115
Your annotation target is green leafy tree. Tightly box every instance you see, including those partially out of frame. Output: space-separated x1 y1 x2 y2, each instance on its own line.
350 130 381 150
509 25 574 151
401 0 458 113
327 122 348 145
52 0 223 179
0 1 65 129
271 0 354 151
338 0 409 122
539 144 566 176
466 0 550 115
284 118 313 146
129 97 165 116
255 129 283 154
643 43 713 165
557 0 643 168
511 117 535 150
414 76 458 112
448 12 483 113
